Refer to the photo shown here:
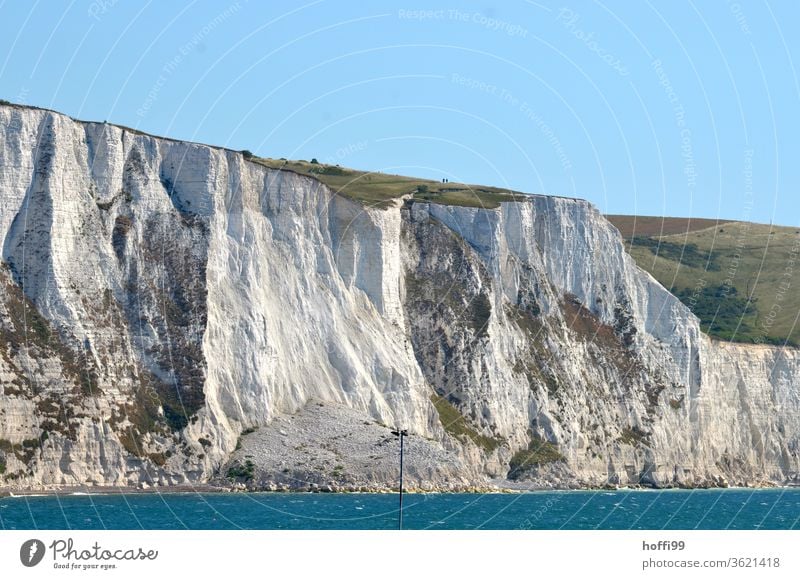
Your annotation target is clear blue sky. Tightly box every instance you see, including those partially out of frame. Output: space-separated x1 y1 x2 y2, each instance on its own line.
1 0 798 223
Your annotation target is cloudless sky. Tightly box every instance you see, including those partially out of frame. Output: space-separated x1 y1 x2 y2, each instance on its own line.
1 0 798 224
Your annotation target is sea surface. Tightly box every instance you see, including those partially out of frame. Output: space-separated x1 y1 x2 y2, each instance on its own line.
1 489 799 530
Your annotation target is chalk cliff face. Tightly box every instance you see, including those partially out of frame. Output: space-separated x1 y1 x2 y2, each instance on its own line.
0 104 798 490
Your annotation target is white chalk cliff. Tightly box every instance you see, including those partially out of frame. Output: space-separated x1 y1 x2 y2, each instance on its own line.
0 103 798 490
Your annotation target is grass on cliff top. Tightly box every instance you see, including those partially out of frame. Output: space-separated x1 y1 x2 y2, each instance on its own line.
252 157 527 209
605 215 800 347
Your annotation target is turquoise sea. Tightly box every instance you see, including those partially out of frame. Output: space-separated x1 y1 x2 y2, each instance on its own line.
1 489 799 530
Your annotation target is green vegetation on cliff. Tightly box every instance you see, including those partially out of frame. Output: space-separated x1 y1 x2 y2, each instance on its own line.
252 157 525 209
430 394 503 453
508 436 564 480
606 216 800 346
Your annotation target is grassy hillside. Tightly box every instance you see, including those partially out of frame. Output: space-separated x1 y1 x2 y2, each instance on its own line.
608 215 735 238
252 157 526 209
606 215 800 347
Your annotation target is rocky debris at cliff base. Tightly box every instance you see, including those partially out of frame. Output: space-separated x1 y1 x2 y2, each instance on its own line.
213 399 481 491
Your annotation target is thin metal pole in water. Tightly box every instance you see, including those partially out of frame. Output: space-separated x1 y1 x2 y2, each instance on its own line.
392 428 408 530
399 432 405 530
